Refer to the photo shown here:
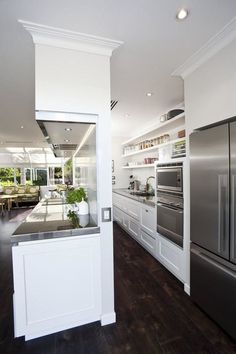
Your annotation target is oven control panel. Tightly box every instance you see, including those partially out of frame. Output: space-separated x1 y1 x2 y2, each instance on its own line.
157 193 183 209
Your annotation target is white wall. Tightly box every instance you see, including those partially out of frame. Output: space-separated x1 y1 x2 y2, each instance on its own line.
35 44 115 324
185 38 236 134
112 136 130 189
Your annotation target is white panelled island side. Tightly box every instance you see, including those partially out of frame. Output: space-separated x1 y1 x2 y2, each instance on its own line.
12 198 102 340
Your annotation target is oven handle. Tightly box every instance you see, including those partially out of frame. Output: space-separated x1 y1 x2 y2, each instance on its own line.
157 202 183 213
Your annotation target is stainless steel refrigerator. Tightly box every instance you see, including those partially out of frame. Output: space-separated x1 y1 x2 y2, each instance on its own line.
190 120 236 340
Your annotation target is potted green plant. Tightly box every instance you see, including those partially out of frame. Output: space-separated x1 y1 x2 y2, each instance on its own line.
66 187 87 205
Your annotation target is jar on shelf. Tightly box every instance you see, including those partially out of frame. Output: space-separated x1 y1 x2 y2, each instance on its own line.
163 134 170 143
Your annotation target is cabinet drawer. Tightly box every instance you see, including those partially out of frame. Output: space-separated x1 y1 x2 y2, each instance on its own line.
140 205 155 236
140 229 156 256
128 217 140 241
156 234 184 281
112 193 124 209
127 200 140 221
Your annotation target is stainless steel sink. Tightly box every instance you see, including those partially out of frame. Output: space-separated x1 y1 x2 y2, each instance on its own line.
129 191 153 197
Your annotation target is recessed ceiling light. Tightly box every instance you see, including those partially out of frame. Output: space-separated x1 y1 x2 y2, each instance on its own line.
176 8 189 20
65 128 72 131
20 125 24 129
64 139 70 143
146 92 153 97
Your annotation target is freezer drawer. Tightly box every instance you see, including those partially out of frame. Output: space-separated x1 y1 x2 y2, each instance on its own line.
191 244 236 339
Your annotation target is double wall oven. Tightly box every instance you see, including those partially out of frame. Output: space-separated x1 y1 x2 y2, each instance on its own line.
156 163 184 247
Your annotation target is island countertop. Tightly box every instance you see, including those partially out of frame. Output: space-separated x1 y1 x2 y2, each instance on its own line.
11 198 100 243
113 189 155 207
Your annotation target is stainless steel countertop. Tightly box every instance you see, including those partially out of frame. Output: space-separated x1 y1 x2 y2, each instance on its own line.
11 198 100 243
113 189 155 207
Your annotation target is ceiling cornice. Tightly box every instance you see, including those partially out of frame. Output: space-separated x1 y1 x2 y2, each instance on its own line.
172 16 236 79
18 20 123 57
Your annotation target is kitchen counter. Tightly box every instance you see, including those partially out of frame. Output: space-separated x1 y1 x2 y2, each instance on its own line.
12 198 99 243
113 189 155 207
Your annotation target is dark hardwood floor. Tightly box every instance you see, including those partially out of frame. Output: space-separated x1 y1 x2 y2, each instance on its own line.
0 209 236 354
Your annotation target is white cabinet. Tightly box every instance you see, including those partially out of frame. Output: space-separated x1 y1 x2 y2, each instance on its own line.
156 234 184 281
127 200 140 221
140 204 156 237
113 194 140 221
113 193 124 209
113 206 123 224
140 229 156 256
128 217 140 241
123 213 129 230
113 192 186 284
113 192 155 255
12 235 101 340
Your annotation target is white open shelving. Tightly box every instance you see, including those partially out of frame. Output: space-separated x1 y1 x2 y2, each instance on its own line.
122 112 185 147
122 164 155 169
122 137 185 158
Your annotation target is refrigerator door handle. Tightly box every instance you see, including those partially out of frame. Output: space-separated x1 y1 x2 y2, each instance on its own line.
217 175 228 254
191 248 236 279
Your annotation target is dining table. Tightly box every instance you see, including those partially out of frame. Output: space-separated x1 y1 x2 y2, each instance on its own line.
0 194 19 211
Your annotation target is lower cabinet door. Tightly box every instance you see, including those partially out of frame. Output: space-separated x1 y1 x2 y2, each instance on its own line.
156 234 184 281
128 217 140 241
123 214 129 230
140 205 155 237
113 206 123 224
140 229 156 256
12 236 101 340
127 200 140 221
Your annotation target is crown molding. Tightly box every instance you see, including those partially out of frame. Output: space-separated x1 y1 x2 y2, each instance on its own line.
18 20 123 57
172 16 236 79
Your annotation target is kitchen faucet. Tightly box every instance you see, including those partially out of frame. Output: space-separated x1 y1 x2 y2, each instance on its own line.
146 176 155 193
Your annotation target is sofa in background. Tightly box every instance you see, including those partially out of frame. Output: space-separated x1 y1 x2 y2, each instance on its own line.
1 185 40 206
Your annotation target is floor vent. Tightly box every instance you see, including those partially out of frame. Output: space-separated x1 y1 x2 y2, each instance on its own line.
111 100 118 111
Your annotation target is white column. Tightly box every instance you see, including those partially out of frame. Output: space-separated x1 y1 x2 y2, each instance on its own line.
47 167 50 186
30 168 33 184
14 168 17 184
72 157 75 186
62 159 65 184
20 168 26 185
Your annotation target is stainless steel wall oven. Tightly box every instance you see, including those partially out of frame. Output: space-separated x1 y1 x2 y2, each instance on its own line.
156 162 184 248
156 163 183 193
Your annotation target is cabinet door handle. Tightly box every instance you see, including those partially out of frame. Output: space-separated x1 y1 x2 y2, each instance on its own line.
145 209 148 212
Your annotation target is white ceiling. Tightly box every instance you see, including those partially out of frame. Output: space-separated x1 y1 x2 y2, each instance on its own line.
0 0 236 145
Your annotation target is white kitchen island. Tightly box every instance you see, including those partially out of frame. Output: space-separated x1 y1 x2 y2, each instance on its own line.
12 199 102 341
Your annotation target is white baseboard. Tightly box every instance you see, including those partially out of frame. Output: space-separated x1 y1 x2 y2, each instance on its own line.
101 312 116 326
184 283 190 295
25 315 100 341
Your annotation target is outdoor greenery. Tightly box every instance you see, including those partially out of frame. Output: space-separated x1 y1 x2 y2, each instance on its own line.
66 187 87 204
64 158 73 184
0 167 21 184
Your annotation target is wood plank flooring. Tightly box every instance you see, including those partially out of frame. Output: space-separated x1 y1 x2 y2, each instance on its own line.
0 209 235 353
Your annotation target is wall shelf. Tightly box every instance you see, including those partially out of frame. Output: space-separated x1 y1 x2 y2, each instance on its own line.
122 138 185 158
122 164 155 169
122 112 185 146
